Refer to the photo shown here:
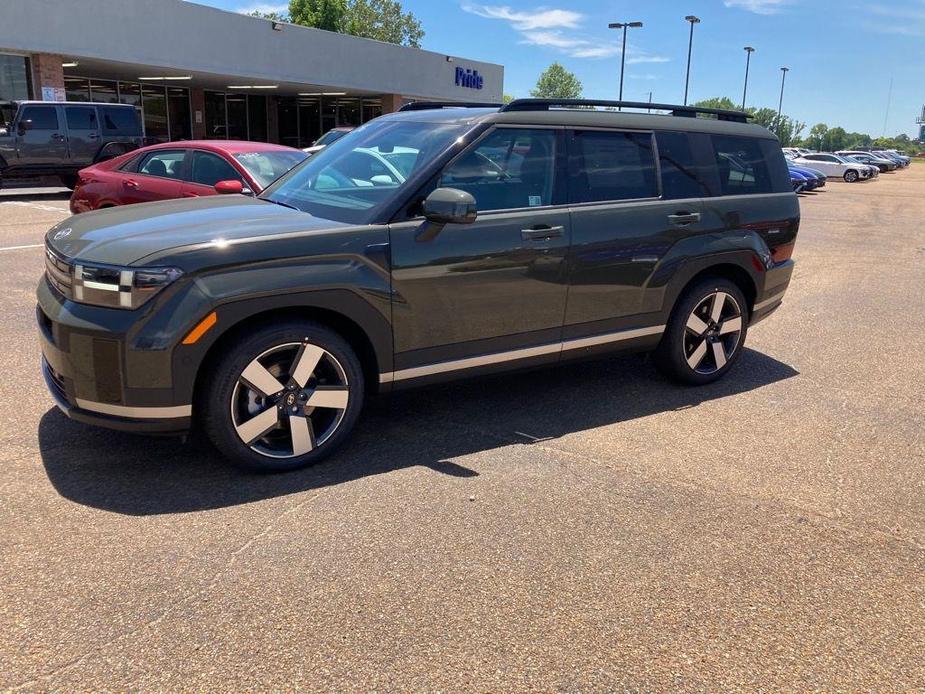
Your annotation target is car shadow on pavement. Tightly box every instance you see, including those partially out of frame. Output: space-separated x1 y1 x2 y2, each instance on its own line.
39 348 798 516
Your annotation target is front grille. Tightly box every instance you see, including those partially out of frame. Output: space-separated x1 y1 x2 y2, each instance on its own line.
44 245 74 299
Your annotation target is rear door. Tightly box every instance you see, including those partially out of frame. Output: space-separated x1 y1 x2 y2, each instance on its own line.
180 150 247 198
562 127 707 344
64 105 101 166
15 105 67 166
119 148 185 204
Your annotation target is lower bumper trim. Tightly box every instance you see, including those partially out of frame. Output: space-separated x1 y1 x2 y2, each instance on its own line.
73 398 192 419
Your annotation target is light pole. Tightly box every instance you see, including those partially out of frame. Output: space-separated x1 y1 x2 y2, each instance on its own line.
683 15 700 106
742 47 755 109
608 21 643 109
777 67 790 136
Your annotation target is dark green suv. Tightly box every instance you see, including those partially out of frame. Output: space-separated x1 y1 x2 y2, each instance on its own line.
37 99 799 472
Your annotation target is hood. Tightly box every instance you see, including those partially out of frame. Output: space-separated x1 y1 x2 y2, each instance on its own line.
46 195 350 267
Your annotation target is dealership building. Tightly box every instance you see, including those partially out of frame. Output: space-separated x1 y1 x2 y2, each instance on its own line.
0 0 504 147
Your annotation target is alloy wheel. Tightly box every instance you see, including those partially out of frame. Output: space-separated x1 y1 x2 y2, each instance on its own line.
683 291 743 375
230 341 350 459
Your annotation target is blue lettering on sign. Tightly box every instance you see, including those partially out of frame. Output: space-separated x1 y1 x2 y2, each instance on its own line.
455 67 484 90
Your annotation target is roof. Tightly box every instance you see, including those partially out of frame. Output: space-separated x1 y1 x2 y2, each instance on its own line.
381 105 779 140
139 140 302 154
11 100 135 108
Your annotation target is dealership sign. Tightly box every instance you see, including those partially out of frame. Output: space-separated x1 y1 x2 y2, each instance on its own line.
455 67 484 90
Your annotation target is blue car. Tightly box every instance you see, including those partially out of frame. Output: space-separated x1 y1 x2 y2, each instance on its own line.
789 164 827 189
788 166 811 192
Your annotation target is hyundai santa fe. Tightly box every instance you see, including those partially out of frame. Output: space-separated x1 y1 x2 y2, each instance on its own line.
37 99 799 472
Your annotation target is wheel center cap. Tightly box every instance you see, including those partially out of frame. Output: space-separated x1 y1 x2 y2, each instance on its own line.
284 392 297 407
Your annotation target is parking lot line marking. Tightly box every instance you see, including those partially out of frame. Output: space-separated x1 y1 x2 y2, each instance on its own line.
0 201 69 213
0 243 44 252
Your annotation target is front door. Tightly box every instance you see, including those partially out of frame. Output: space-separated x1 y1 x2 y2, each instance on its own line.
121 148 185 204
180 150 247 198
64 105 101 167
389 126 570 379
15 105 67 167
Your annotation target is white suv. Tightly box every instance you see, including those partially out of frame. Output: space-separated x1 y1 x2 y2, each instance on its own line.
792 153 876 183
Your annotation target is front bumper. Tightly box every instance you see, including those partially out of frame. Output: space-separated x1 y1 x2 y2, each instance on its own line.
36 277 192 435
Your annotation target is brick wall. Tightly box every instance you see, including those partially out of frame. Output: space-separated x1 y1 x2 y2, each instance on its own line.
30 53 65 99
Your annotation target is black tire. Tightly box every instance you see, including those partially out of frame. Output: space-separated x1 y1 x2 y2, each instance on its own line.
201 320 364 472
59 174 78 190
843 169 859 183
654 277 749 385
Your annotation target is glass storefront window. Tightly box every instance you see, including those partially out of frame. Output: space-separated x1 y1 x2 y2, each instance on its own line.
141 85 169 142
337 98 361 127
298 99 321 147
321 97 336 135
204 91 227 139
362 100 382 123
247 95 267 142
64 76 91 102
277 97 299 149
226 95 247 140
167 87 191 140
0 54 31 103
89 79 119 103
118 82 142 109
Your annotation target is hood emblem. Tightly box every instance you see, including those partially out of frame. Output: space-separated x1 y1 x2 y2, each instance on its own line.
53 227 72 240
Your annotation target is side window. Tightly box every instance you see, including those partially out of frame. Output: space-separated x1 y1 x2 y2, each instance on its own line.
439 128 556 212
20 106 58 130
710 135 774 196
655 131 710 199
100 106 141 135
189 151 242 187
568 130 658 203
138 150 186 179
65 106 97 131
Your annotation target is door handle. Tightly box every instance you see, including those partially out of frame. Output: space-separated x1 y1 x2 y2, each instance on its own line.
123 179 139 189
521 224 564 241
51 133 66 141
88 133 100 140
667 212 701 226
182 192 200 198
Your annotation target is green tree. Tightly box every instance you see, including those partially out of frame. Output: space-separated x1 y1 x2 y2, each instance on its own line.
250 9 290 21
287 0 423 47
807 123 828 151
693 97 739 111
502 94 515 104
530 63 582 99
822 126 847 152
345 0 424 47
749 107 779 129
289 0 346 31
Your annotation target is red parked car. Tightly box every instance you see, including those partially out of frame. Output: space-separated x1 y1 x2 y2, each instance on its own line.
69 140 308 214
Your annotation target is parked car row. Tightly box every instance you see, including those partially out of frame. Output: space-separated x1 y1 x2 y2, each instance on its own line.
782 146 911 191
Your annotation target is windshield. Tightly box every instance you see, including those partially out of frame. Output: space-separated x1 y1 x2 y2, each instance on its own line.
261 119 471 224
315 129 350 147
233 150 308 189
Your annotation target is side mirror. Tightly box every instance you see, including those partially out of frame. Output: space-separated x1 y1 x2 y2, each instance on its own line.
423 187 477 225
17 119 32 135
214 179 244 195
0 127 8 137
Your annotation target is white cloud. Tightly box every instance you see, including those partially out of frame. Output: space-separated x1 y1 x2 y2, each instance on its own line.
465 4 669 62
723 0 792 14
461 4 583 30
238 3 288 15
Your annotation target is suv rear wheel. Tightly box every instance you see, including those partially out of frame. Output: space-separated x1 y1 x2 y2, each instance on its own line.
201 321 364 472
655 278 749 385
843 169 859 183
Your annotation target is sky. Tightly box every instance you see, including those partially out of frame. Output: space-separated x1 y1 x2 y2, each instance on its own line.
207 0 925 137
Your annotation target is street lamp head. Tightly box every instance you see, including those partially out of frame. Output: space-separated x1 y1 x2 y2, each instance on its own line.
685 15 701 23
628 21 643 27
781 66 790 72
744 46 755 53
608 21 643 29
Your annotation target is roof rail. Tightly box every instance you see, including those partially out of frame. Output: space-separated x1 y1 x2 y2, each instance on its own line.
398 101 503 112
499 98 750 123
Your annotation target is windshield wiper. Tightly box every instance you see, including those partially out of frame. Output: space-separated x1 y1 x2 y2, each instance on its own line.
262 197 301 212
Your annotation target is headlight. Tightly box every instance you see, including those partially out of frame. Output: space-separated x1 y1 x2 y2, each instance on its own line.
71 263 183 310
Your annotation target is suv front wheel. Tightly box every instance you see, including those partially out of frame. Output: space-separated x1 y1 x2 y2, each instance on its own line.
201 321 364 472
654 278 749 385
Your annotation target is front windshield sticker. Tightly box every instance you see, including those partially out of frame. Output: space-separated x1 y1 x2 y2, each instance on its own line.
528 196 542 207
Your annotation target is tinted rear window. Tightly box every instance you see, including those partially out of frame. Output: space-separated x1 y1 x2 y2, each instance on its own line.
568 130 658 203
710 135 779 196
100 106 141 135
66 106 97 130
656 131 711 199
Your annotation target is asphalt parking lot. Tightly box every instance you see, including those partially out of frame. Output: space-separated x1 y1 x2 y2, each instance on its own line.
1 173 923 691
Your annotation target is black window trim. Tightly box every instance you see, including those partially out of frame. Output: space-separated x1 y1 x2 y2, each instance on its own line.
564 126 663 207
135 148 189 182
